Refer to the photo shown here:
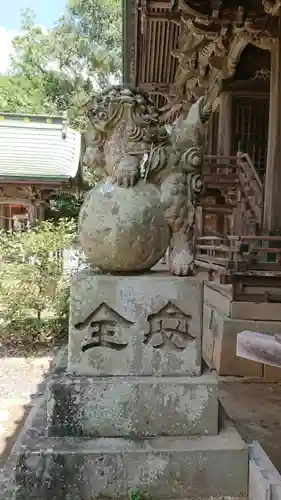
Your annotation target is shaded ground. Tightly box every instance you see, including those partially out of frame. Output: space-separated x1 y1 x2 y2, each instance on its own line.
0 349 53 466
219 380 281 474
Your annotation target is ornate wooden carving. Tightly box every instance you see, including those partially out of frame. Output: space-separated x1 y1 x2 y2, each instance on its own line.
125 0 277 124
251 69 271 80
144 302 194 351
227 17 277 78
262 0 281 16
178 1 210 19
162 3 277 109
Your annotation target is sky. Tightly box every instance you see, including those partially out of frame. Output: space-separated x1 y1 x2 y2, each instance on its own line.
0 0 67 73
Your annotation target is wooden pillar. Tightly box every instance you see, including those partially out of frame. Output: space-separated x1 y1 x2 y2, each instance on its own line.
38 203 45 222
263 17 281 232
0 204 3 230
217 92 232 156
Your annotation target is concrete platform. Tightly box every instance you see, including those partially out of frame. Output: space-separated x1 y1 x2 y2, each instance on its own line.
47 371 219 437
12 419 248 500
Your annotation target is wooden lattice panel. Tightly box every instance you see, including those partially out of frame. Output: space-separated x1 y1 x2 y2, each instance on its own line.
233 95 269 179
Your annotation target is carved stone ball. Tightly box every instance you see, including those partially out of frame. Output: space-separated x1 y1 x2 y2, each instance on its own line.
79 179 170 272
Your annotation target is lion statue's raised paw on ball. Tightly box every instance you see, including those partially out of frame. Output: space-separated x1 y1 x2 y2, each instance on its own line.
81 85 212 276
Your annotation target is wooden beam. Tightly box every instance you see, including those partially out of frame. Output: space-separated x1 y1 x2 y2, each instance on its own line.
0 204 4 230
148 1 171 7
146 11 181 21
138 82 171 94
263 16 281 231
217 92 232 156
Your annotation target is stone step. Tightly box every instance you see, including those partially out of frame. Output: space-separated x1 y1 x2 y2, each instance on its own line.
47 371 219 438
12 418 248 500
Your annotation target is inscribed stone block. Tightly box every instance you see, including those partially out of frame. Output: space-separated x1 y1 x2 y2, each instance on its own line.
68 270 202 376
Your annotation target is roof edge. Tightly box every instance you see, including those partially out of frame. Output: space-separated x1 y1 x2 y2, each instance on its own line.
0 175 73 182
0 112 66 124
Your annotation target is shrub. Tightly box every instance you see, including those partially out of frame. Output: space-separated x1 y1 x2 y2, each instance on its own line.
0 218 77 349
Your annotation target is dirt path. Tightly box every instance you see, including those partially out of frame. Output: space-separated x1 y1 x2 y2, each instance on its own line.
219 381 281 474
0 353 53 466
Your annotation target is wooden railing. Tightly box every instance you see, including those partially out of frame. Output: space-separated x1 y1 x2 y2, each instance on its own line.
195 235 281 302
236 153 263 231
200 154 263 236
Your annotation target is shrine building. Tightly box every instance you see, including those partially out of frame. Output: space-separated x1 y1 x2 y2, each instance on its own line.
0 112 82 230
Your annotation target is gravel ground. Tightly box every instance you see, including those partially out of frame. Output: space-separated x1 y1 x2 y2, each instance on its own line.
0 352 53 465
0 355 52 405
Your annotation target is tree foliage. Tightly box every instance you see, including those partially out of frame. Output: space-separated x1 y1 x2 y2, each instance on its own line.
0 2 119 217
0 1 122 128
0 219 81 347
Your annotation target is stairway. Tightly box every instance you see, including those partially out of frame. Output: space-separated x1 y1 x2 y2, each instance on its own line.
201 153 263 237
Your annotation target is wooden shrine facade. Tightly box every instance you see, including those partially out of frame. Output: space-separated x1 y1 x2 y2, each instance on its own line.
123 0 281 235
123 1 281 379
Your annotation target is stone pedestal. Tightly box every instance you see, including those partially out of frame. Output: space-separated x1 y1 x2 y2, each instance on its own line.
8 271 248 499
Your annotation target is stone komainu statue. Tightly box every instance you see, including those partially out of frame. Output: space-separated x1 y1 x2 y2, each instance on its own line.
84 85 211 276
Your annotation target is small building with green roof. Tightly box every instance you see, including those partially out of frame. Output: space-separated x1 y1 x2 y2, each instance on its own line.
0 112 82 230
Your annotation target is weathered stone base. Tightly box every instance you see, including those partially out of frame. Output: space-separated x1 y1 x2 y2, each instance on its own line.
46 371 219 437
12 419 248 500
0 348 249 500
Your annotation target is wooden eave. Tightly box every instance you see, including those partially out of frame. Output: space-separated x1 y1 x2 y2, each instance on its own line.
123 0 278 118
